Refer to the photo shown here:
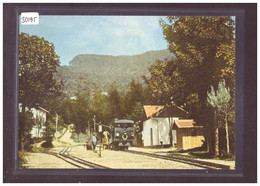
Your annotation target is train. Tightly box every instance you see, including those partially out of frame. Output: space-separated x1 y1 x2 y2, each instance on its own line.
108 119 135 150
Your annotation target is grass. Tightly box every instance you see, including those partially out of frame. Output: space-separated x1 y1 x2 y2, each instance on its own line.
18 151 28 168
31 141 52 153
188 151 235 161
19 139 57 168
188 151 215 159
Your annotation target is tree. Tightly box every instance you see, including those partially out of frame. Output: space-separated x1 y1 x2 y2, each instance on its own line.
57 93 91 141
126 102 143 122
160 16 235 104
19 111 34 151
19 33 62 151
207 80 232 155
160 16 235 154
146 60 171 105
123 80 145 121
58 97 75 125
107 87 123 121
72 93 92 140
19 33 62 111
91 91 109 124
146 59 188 107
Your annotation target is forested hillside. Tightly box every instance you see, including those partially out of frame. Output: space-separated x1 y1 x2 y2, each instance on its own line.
55 50 175 97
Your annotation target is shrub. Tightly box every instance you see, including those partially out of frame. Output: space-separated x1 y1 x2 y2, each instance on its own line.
41 141 53 148
18 150 28 168
19 111 34 152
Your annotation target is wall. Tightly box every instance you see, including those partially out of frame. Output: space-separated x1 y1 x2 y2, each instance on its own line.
30 108 47 138
176 128 183 150
182 136 205 150
176 128 204 150
143 117 178 147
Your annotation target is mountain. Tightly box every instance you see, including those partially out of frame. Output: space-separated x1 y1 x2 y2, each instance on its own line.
55 49 176 97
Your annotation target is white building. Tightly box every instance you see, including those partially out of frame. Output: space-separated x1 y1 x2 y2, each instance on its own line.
30 106 49 138
19 104 49 138
142 105 189 147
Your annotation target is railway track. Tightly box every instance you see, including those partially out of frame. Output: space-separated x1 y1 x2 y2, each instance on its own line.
125 149 230 170
45 147 111 169
44 146 230 169
69 155 111 169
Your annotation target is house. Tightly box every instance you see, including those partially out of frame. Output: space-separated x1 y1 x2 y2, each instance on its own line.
19 104 49 138
142 105 189 147
30 106 49 138
173 119 204 151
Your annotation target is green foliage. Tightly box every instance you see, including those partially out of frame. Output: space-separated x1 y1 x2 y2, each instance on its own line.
207 80 234 154
56 82 146 132
207 80 231 113
18 150 28 168
56 50 174 97
39 117 57 148
107 87 124 121
58 97 75 125
19 33 63 151
126 102 143 121
207 80 233 129
74 93 92 133
152 16 236 155
146 59 187 106
123 80 145 121
146 60 170 105
207 79 234 131
19 33 62 110
91 91 109 124
19 111 34 151
160 16 235 103
69 93 92 134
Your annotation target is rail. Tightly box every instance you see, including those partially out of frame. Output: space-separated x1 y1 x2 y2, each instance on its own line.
125 149 230 170
44 146 111 169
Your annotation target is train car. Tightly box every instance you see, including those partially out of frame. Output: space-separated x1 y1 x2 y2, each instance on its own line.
110 119 135 150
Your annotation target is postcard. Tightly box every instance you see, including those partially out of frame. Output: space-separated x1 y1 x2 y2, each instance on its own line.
18 15 236 170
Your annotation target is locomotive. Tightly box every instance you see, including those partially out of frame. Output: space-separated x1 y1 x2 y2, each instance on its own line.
109 119 135 150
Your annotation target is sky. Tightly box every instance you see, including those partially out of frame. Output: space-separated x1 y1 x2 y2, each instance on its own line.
19 16 168 66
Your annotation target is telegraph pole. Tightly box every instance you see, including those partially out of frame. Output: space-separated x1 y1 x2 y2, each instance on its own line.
55 114 58 139
93 115 96 132
88 121 90 137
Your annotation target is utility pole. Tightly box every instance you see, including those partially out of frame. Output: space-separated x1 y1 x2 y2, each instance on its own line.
98 122 102 157
88 121 90 137
55 114 58 139
93 115 96 132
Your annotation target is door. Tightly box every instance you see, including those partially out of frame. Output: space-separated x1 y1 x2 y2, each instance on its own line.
172 130 177 145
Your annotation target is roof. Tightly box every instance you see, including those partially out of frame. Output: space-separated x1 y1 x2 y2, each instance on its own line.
38 106 49 113
154 104 189 118
143 105 164 118
114 119 134 124
174 119 203 128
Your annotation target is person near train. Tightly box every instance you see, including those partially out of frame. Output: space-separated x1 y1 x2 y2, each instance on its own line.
92 133 97 152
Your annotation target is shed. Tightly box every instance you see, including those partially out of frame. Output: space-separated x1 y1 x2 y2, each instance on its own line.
173 120 204 151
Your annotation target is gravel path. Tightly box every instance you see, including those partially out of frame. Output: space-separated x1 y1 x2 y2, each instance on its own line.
23 139 234 169
23 145 205 169
23 126 234 169
130 147 235 169
67 146 205 169
23 152 78 168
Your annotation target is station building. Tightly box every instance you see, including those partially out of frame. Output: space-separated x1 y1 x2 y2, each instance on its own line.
141 105 204 151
